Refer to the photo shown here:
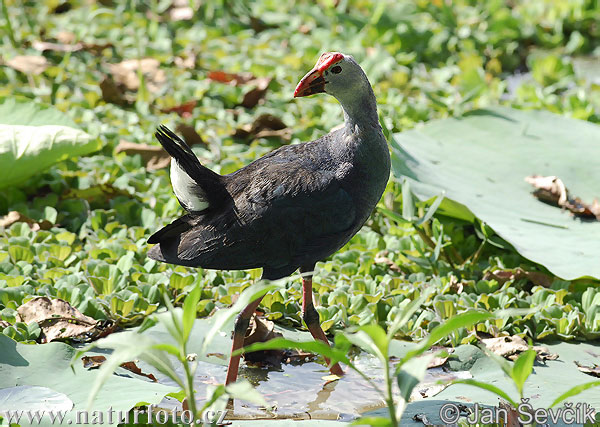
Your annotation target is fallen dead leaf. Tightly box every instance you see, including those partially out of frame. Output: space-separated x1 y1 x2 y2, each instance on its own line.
100 76 130 106
525 175 600 220
412 413 434 426
17 297 102 343
82 355 157 381
107 58 166 93
207 70 255 86
575 361 600 377
32 40 84 53
374 251 405 274
175 123 205 147
116 132 205 171
174 53 196 69
0 211 53 231
115 140 170 170
233 113 290 142
448 275 464 294
243 314 284 366
0 320 10 329
160 101 197 119
206 353 227 360
56 31 76 44
5 56 49 75
82 355 107 369
484 267 553 288
321 374 342 383
481 335 558 361
424 346 454 368
240 77 271 109
410 366 472 400
120 361 158 382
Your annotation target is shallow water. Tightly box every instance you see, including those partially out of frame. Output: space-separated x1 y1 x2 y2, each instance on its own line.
154 352 469 422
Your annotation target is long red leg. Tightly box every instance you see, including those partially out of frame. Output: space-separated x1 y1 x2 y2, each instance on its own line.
302 276 344 377
225 296 264 385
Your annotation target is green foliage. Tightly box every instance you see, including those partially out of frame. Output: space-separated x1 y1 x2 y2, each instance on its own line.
0 97 100 188
0 0 599 423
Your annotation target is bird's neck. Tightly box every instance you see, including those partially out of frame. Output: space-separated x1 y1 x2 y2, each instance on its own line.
337 82 381 135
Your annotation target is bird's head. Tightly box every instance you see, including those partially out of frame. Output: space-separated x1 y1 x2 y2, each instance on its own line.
294 52 364 99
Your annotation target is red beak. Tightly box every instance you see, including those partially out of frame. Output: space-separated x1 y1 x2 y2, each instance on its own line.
294 68 326 98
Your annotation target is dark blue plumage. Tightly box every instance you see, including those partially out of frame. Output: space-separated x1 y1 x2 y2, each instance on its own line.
147 52 390 384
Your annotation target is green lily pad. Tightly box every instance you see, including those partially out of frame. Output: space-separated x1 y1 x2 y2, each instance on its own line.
0 335 175 426
391 107 600 280
0 98 100 189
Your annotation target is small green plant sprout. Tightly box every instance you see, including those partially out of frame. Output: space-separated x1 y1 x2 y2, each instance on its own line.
73 283 273 424
240 286 494 427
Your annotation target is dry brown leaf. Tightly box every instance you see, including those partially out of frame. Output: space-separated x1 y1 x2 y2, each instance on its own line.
448 275 464 294
484 267 553 288
100 76 130 106
233 113 289 142
6 56 49 75
120 361 158 382
115 140 170 170
82 355 106 369
175 123 205 147
82 355 157 381
116 132 205 171
424 346 454 368
207 70 255 86
481 335 558 361
243 314 284 366
240 77 271 109
526 174 600 220
0 320 10 329
0 211 53 231
17 297 101 343
100 58 166 105
174 53 196 69
575 361 600 377
206 353 227 360
374 251 405 274
56 31 76 44
32 40 84 53
160 101 197 119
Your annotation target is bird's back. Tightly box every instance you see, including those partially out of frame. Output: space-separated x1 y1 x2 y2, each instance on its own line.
148 127 389 279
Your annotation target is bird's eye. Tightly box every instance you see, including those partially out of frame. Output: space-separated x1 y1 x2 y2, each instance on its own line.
330 65 342 74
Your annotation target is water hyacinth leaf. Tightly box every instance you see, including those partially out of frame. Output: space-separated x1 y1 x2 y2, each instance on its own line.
0 98 100 189
402 311 491 363
391 107 600 280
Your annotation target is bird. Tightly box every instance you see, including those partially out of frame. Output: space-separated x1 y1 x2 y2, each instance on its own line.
147 52 391 385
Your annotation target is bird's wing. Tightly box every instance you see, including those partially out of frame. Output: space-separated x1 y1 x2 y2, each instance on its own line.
155 126 226 213
149 140 358 277
225 143 358 270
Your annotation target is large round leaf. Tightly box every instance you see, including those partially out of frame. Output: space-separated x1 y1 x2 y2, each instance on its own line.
0 98 100 189
0 335 175 426
391 107 600 280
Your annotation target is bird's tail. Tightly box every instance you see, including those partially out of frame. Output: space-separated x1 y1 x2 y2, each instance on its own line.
155 125 225 213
